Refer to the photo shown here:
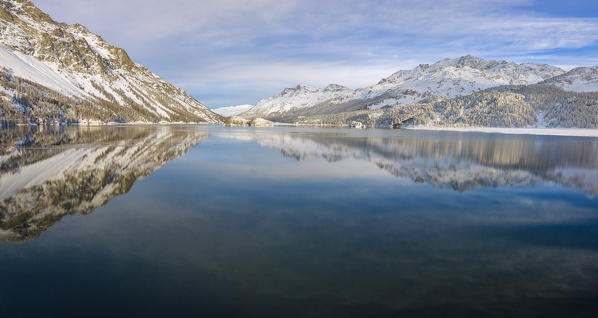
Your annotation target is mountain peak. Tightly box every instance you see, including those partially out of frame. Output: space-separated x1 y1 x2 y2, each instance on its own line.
540 65 598 92
212 104 254 117
281 84 318 95
4 0 54 24
0 0 221 124
438 55 503 70
324 84 350 91
455 54 488 67
245 55 577 120
570 65 598 74
69 23 91 33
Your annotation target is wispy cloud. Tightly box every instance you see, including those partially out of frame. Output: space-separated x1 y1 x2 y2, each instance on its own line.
33 0 598 107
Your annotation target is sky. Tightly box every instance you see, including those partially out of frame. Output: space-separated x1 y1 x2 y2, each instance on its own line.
32 0 598 108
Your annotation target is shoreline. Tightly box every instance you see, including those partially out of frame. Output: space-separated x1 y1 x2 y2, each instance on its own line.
406 126 598 137
3 121 598 137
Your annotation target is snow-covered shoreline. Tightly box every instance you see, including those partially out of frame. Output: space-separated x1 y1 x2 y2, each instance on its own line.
407 126 598 137
4 121 598 137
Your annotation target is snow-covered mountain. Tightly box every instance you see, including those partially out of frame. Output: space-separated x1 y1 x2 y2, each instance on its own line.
241 55 566 120
0 0 221 124
540 66 598 92
366 55 564 102
212 104 254 117
241 84 356 119
372 55 564 94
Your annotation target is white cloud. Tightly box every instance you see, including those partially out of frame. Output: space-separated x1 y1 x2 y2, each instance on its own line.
34 0 598 51
183 60 415 88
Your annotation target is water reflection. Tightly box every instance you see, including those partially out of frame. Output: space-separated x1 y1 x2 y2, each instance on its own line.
0 125 207 242
2 126 598 242
0 126 597 317
219 129 598 194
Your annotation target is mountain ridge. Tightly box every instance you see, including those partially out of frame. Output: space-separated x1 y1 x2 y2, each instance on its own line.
239 56 597 128
0 0 222 124
241 55 570 120
539 66 598 92
212 104 254 117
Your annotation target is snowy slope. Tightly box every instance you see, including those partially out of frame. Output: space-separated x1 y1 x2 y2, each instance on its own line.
242 84 356 118
242 55 566 120
364 55 565 99
0 44 84 96
212 104 254 117
0 0 221 123
540 66 598 92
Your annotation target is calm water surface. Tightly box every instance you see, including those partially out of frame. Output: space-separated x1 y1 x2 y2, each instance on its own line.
0 125 597 317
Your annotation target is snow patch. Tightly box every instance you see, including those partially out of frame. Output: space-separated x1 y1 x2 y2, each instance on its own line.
0 44 85 96
212 104 254 117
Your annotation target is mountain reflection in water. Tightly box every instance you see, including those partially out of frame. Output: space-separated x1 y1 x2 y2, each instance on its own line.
219 128 598 194
0 125 208 242
2 126 598 243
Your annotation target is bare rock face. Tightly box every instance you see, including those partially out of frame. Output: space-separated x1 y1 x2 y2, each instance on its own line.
0 0 222 124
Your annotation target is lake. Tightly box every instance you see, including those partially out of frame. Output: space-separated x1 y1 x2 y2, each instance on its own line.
1 125 597 317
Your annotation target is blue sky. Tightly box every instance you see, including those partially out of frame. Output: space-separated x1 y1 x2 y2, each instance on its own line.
33 0 598 108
